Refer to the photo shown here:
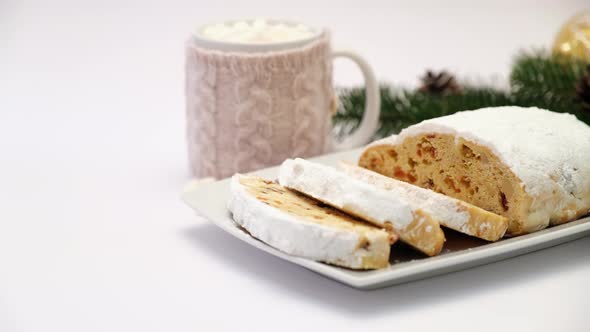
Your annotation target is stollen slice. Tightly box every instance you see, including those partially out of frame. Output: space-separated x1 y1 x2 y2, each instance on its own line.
339 162 508 241
227 174 395 270
278 158 445 256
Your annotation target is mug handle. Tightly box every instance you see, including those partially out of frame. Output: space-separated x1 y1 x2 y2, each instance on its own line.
331 50 381 151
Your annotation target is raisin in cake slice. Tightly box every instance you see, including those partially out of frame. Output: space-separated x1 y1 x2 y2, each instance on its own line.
339 162 508 241
278 158 445 256
228 175 394 270
359 106 590 235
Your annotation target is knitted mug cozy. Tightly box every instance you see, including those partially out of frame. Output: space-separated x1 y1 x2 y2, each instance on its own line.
186 33 334 179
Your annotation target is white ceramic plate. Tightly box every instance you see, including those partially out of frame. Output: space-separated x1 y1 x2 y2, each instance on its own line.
182 148 590 290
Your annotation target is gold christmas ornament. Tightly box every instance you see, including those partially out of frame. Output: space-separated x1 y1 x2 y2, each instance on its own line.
553 11 590 60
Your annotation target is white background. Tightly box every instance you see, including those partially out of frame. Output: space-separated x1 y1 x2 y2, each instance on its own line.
2 1 590 331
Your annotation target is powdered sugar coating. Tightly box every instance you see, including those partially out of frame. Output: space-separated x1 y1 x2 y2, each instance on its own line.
338 162 469 231
278 158 416 230
227 175 390 269
372 106 590 232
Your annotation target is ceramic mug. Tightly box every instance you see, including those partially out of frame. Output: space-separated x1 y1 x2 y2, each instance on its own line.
186 19 380 179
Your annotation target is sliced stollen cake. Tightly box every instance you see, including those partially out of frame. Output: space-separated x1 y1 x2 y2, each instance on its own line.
359 106 590 235
278 158 445 256
339 162 508 241
227 174 395 270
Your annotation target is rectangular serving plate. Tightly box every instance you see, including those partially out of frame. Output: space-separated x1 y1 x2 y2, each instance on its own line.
182 148 590 290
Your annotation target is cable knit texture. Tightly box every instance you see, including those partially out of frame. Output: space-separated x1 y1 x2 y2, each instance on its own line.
185 33 334 179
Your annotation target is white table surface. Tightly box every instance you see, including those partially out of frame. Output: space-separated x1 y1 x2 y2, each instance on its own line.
2 1 589 331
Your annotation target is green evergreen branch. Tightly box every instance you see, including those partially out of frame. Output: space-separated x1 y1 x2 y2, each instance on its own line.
334 86 512 139
510 50 590 123
333 50 590 139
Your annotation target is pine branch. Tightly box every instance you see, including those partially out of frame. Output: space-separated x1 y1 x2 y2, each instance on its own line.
333 50 590 139
509 50 590 123
334 85 511 139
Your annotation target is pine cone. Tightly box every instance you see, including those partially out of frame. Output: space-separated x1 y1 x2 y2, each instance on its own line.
419 70 461 95
575 65 590 113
